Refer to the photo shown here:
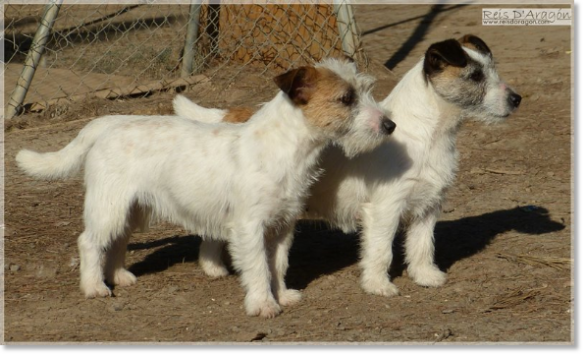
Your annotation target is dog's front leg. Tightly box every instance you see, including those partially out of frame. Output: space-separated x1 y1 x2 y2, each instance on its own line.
358 201 404 297
267 224 302 307
404 206 446 287
227 224 281 318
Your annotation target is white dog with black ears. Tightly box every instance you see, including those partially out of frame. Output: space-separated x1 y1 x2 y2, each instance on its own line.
173 35 522 297
16 58 395 318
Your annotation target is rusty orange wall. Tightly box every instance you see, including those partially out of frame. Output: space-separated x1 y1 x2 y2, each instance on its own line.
200 4 342 69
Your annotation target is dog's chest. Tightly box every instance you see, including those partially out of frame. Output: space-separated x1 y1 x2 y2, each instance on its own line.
408 143 459 212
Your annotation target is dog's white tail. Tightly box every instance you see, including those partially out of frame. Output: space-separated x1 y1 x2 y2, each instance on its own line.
173 95 226 124
16 117 120 180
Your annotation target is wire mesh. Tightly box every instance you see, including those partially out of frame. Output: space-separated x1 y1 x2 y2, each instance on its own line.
3 2 362 114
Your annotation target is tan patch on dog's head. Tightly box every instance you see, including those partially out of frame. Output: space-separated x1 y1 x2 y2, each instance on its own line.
273 66 358 134
301 68 357 131
424 37 491 108
224 107 254 123
435 64 466 82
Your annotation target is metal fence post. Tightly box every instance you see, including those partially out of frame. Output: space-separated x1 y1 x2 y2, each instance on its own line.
333 1 359 59
181 1 202 78
6 0 62 120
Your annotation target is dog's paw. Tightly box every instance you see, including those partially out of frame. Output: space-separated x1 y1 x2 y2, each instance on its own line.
82 282 112 298
361 279 400 297
277 289 302 307
113 268 137 287
200 260 229 279
408 265 446 287
245 297 282 318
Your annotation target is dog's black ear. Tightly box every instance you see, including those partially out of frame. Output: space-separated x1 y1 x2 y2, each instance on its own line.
423 39 467 77
273 66 318 105
458 34 492 57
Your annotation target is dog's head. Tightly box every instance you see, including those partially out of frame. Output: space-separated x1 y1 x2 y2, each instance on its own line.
423 34 521 123
274 57 395 157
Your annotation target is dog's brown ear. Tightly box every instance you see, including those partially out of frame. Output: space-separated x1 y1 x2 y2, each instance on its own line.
458 34 492 57
423 39 467 77
273 66 318 105
342 54 355 63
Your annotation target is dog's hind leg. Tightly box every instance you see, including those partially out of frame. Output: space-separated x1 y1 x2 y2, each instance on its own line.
103 202 147 287
78 230 112 298
79 185 134 298
227 223 281 318
199 240 229 278
104 229 136 288
359 202 402 297
404 207 446 287
131 203 151 233
267 225 302 307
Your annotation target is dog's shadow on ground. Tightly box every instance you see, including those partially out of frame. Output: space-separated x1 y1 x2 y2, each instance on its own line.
431 206 565 272
127 205 565 289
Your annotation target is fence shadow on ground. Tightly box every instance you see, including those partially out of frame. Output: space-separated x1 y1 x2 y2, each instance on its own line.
360 4 467 70
127 205 565 290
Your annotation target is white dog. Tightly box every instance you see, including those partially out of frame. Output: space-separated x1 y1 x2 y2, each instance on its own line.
16 58 395 317
173 35 522 296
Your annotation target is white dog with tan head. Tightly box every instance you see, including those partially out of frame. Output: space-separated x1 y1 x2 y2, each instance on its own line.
16 58 395 317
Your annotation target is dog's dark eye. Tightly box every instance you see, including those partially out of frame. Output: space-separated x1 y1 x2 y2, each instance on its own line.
469 70 484 82
340 89 355 106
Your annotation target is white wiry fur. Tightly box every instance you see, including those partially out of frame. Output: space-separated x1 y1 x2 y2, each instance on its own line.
173 37 521 297
16 59 392 318
16 118 123 180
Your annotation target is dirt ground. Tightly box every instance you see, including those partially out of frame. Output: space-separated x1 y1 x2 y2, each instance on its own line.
2 4 573 343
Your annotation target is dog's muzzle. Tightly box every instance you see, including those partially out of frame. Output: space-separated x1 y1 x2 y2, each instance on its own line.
508 93 522 108
381 117 396 135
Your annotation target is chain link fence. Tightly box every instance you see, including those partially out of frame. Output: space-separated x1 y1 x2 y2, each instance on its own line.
3 1 363 119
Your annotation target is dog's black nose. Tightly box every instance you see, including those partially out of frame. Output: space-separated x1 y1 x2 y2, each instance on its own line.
381 117 396 135
509 93 522 108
